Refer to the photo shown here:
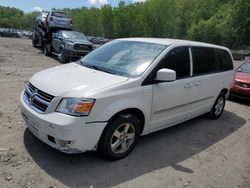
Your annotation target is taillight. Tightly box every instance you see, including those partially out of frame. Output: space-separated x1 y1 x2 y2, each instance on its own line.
50 17 53 21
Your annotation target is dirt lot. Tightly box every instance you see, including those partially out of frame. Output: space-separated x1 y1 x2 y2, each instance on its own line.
0 37 249 188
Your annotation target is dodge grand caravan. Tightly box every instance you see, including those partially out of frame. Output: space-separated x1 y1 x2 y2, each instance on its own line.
21 38 234 160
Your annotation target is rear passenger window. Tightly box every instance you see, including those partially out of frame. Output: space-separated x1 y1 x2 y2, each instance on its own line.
161 46 190 79
192 47 217 76
216 49 233 71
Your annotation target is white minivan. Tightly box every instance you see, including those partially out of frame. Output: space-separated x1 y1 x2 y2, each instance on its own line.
21 38 234 160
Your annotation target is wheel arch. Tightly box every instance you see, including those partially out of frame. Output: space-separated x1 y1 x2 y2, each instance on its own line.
220 88 228 95
59 44 64 51
220 88 229 98
106 108 145 134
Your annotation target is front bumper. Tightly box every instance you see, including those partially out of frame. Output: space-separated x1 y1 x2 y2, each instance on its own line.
20 92 107 153
63 49 91 58
230 85 250 100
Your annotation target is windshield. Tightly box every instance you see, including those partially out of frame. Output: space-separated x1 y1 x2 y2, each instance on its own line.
62 32 87 40
237 62 250 74
78 40 166 77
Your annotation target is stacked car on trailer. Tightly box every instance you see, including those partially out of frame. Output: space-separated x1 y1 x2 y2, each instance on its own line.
32 9 93 63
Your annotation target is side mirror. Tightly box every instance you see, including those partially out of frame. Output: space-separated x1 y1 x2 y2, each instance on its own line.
156 68 176 82
52 33 55 38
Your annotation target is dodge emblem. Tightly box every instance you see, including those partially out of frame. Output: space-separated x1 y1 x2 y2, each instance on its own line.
29 88 38 105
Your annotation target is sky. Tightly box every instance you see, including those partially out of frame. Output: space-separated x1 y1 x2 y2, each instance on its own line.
0 0 146 13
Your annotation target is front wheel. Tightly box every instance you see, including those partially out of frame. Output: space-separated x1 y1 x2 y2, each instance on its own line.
98 114 140 160
44 44 50 56
58 49 69 63
207 94 225 119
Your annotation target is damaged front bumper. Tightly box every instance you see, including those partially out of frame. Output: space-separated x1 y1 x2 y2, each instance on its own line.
20 93 107 154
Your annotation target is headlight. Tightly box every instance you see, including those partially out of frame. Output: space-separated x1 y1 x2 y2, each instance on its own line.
65 43 74 50
56 98 95 116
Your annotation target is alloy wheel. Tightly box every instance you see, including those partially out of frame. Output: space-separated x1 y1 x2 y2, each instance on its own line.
110 123 135 154
214 97 224 116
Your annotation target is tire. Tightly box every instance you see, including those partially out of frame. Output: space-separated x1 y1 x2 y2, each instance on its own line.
32 35 38 48
44 44 50 56
98 114 140 160
58 49 69 63
207 94 225 119
32 40 37 48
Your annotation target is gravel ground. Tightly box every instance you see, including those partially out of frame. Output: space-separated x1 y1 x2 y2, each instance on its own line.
0 37 249 188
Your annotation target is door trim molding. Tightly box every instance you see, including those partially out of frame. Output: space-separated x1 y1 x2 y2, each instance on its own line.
154 96 214 115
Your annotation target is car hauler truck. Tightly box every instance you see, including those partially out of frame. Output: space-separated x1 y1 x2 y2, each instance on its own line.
31 10 93 63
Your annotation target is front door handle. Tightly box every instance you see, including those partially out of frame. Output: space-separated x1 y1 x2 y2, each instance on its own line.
195 81 202 86
184 83 192 88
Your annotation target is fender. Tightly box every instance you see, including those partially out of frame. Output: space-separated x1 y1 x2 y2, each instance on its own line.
87 97 152 133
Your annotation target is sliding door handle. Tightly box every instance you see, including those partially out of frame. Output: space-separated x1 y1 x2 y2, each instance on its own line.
184 83 192 88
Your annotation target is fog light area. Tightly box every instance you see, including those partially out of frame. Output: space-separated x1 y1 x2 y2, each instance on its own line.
47 135 72 147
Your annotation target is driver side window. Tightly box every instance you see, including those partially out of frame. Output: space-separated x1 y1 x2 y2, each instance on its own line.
160 46 191 79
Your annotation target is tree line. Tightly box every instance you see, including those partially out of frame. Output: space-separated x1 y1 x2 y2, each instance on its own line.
0 0 249 49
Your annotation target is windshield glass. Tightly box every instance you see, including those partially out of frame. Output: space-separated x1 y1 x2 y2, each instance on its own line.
62 32 87 40
237 62 250 74
78 40 166 77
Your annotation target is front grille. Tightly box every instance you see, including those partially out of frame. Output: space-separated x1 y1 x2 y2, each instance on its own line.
74 43 93 51
23 82 54 113
236 81 250 88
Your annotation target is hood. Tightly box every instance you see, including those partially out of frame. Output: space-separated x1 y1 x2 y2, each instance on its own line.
65 39 92 45
235 72 250 83
30 63 128 97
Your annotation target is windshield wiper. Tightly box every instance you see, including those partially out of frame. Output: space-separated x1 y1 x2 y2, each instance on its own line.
78 60 129 77
81 62 100 71
87 65 101 71
79 60 116 75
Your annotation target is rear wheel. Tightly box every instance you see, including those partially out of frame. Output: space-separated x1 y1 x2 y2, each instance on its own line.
207 94 225 119
32 40 37 48
98 114 140 160
32 34 38 48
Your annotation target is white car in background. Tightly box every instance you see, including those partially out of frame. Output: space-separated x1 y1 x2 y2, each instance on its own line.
20 38 234 160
